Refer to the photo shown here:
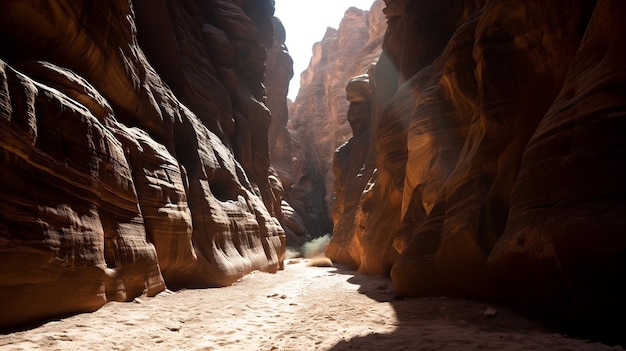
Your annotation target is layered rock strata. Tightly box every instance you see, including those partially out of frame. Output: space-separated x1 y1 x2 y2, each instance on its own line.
288 1 386 236
0 0 286 328
327 0 625 338
265 17 309 246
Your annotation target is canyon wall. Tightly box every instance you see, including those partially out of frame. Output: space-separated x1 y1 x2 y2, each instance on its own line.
327 0 625 338
0 0 288 328
265 17 309 247
288 1 387 237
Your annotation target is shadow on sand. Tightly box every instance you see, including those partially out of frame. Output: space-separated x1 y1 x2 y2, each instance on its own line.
324 265 624 351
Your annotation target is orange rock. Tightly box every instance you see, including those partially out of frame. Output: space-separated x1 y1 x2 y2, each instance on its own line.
328 0 625 340
289 1 386 238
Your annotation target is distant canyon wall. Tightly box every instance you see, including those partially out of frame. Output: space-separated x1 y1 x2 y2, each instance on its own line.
325 0 625 337
288 0 386 237
0 0 290 328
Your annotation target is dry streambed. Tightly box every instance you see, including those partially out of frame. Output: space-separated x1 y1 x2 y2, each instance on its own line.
0 259 622 351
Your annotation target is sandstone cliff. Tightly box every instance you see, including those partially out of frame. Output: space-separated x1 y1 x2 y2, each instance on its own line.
0 0 287 328
327 0 625 339
265 17 310 247
288 1 386 236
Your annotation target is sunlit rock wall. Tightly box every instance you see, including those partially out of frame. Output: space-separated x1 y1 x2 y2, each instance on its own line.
289 0 386 237
325 74 375 267
0 0 286 328
327 0 625 336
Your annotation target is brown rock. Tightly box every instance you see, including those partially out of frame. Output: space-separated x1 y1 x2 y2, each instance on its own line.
0 59 164 327
0 0 286 328
289 1 386 237
390 0 587 298
326 75 375 268
266 17 295 183
264 16 309 247
487 0 626 331
328 0 625 339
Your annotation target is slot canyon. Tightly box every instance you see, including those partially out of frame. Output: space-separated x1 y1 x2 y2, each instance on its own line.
1 0 624 350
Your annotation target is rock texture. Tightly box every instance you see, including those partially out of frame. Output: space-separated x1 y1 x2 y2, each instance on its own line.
486 0 626 335
327 0 625 339
289 1 386 236
325 74 376 267
0 0 286 329
265 16 309 247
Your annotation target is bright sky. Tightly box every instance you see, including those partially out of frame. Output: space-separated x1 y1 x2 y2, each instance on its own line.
274 0 375 100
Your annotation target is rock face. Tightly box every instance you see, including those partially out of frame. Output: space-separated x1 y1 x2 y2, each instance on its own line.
265 17 309 247
327 0 625 339
0 0 286 328
325 74 376 267
289 1 386 237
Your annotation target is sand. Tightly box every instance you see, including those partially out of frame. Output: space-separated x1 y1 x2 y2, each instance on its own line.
0 259 622 351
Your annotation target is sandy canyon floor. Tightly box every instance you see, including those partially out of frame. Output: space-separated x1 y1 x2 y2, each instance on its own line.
0 259 623 351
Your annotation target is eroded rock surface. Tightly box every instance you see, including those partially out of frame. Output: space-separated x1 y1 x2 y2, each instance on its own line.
327 0 625 338
289 1 386 236
0 0 286 328
265 16 309 247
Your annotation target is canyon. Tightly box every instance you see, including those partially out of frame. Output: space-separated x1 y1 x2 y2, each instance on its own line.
0 0 625 347
323 0 625 342
287 1 386 238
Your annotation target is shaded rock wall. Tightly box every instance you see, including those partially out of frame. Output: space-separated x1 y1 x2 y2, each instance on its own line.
0 0 286 328
327 0 625 337
289 1 386 237
265 17 309 247
486 0 626 334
